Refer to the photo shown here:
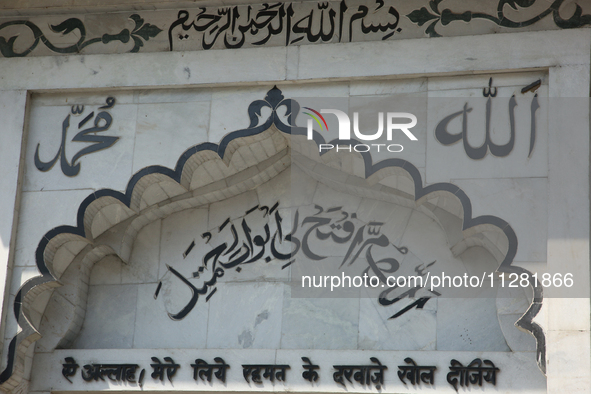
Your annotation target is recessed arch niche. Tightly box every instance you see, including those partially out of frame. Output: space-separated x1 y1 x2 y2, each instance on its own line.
1 87 543 392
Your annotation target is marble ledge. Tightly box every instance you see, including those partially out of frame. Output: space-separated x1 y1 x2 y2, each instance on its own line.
0 30 588 92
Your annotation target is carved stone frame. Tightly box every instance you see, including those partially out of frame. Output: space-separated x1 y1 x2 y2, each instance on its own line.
0 28 588 393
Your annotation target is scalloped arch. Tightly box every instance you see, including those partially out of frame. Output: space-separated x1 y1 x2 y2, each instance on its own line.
0 87 545 392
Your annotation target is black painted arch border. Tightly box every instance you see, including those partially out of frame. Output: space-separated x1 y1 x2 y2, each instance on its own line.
0 86 545 389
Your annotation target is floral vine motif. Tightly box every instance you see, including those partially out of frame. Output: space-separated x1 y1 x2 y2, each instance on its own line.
0 14 162 57
407 0 591 37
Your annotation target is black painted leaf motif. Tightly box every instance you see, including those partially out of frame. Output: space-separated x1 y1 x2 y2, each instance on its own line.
130 36 144 53
129 14 144 32
0 36 18 57
50 18 85 35
554 3 591 29
502 0 536 10
282 99 300 126
407 7 440 26
247 100 272 128
101 29 130 44
440 9 472 26
428 0 444 14
425 20 442 37
132 23 163 41
265 86 285 109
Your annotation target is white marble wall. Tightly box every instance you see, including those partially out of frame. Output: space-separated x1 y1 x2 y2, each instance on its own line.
0 28 588 394
11 72 547 393
53 166 529 354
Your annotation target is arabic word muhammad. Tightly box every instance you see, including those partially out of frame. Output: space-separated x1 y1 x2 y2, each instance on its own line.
34 96 119 177
397 357 436 385
446 358 499 392
435 78 540 160
333 357 387 389
168 0 402 51
242 364 290 383
156 201 438 321
192 358 229 383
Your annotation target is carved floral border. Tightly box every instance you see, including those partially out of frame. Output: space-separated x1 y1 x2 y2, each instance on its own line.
0 0 590 57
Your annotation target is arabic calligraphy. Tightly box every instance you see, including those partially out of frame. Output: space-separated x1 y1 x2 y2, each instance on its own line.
156 201 438 321
34 96 119 177
168 0 401 51
155 201 292 320
435 78 540 160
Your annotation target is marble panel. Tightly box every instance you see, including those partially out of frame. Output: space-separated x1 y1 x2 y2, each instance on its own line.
14 189 92 268
312 183 362 214
133 101 209 174
133 283 209 349
281 287 359 350
455 177 547 263
350 78 427 96
428 72 547 92
547 376 591 394
547 298 591 332
89 254 122 285
285 46 299 81
1 295 19 365
208 87 274 144
290 164 319 207
458 245 503 280
498 313 536 352
24 101 138 192
208 190 259 229
398 210 466 280
346 94 428 168
0 90 26 316
496 285 531 315
546 92 589 300
32 91 135 106
8 266 40 297
280 82 350 99
121 219 161 284
159 208 210 284
546 330 591 381
354 199 413 245
203 210 292 283
549 64 590 98
206 282 283 349
30 347 546 393
254 166 291 210
136 87 212 104
358 296 436 351
0 46 289 91
71 284 138 349
298 30 588 80
34 291 75 353
436 297 510 351
425 85 548 182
